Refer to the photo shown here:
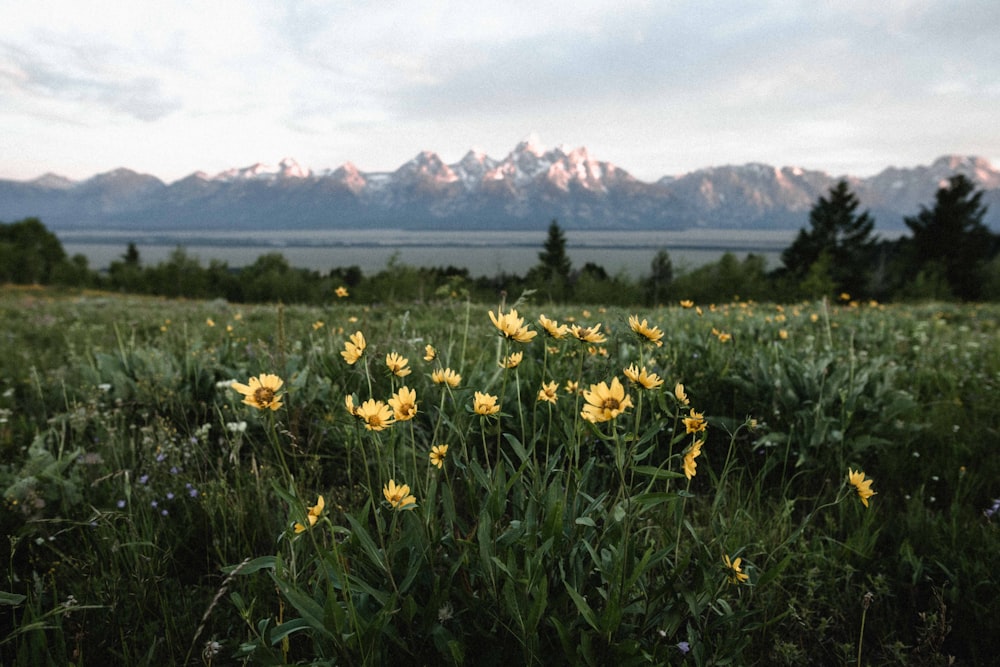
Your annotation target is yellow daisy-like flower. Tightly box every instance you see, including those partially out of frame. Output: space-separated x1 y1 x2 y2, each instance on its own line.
538 314 569 339
679 299 695 309
778 329 789 340
432 368 461 388
429 444 449 469
356 399 395 431
423 344 436 362
489 308 537 343
628 315 664 347
345 394 358 416
564 380 579 395
683 409 707 434
206 318 216 327
499 351 523 369
383 480 416 510
473 391 500 416
684 438 704 480
623 364 664 390
580 377 634 423
723 554 749 584
312 320 324 331
341 331 366 365
386 352 412 377
848 468 877 508
711 328 732 343
293 495 325 533
231 374 284 411
537 380 559 404
388 386 418 422
674 383 690 405
335 286 349 298
569 323 607 344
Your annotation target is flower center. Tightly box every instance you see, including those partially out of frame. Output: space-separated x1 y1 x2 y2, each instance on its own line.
254 387 275 406
602 398 620 411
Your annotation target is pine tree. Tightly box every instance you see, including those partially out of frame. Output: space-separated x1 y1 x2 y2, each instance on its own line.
536 219 572 300
781 181 876 297
904 174 997 300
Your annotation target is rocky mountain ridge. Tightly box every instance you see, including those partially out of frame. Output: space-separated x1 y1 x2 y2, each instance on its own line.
2 144 997 231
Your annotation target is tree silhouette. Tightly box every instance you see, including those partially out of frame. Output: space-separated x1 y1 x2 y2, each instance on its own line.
0 217 68 284
781 181 876 298
535 219 572 300
904 174 997 300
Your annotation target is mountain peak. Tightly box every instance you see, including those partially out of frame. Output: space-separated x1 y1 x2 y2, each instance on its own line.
513 133 545 157
30 172 75 189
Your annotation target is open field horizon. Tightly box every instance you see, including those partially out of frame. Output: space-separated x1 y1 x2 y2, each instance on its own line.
58 228 809 277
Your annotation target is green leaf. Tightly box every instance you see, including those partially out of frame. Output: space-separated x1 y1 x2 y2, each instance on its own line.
564 582 601 633
633 465 685 481
227 556 277 576
0 591 26 606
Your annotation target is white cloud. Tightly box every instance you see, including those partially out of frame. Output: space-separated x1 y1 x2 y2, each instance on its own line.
1 0 998 182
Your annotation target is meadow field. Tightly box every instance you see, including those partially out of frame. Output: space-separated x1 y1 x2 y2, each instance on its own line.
2 285 999 665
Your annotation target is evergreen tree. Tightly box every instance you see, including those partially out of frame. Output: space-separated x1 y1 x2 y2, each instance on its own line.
644 248 674 305
535 219 572 300
904 174 997 300
781 181 876 298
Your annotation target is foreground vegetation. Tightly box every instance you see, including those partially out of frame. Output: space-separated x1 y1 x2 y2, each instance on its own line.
2 285 999 665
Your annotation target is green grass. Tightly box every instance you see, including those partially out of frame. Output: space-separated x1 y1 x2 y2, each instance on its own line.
2 286 999 665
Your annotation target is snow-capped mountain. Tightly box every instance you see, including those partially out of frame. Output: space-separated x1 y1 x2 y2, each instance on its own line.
1 144 998 232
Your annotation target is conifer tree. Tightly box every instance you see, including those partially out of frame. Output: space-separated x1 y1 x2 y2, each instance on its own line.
904 174 997 300
536 219 572 300
781 180 876 297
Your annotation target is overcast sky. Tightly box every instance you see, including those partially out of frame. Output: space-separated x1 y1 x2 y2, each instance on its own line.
2 0 999 183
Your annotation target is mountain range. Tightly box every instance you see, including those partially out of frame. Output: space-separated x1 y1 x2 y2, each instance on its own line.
2 141 999 232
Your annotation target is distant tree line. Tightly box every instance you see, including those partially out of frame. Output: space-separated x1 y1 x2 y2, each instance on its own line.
3 174 999 304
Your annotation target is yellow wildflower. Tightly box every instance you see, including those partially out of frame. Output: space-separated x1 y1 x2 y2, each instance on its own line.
489 308 537 343
432 368 461 388
312 320 324 330
623 364 664 390
564 380 579 395
848 468 877 508
345 394 358 416
206 318 215 327
711 327 732 343
674 383 690 405
723 554 749 584
335 286 349 298
341 331 366 365
538 314 569 339
386 352 412 377
356 399 394 431
629 315 664 347
429 444 449 469
293 495 325 533
683 409 707 434
570 323 607 344
231 374 284 411
499 351 523 369
423 344 436 362
383 480 416 510
388 386 418 421
684 438 703 479
537 380 559 404
679 300 694 308
580 377 634 423
474 391 500 416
